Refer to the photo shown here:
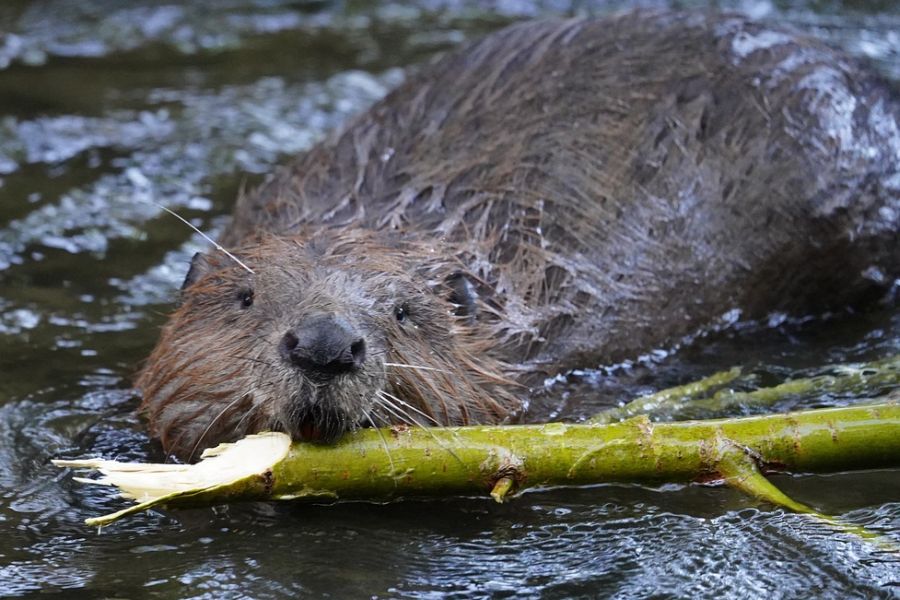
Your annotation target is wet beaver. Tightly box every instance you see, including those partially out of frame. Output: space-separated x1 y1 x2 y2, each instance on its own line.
139 12 900 461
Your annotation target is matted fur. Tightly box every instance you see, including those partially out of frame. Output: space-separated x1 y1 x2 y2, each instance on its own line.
141 13 899 460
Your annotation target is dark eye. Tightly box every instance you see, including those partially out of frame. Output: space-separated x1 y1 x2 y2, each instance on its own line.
238 288 254 308
394 303 409 323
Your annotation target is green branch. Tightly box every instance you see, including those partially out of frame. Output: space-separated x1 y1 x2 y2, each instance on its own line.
591 354 900 423
56 402 899 528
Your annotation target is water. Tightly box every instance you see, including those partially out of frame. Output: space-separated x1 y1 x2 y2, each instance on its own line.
1 1 899 597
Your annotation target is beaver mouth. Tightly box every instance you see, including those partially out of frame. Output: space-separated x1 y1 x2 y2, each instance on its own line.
287 402 355 444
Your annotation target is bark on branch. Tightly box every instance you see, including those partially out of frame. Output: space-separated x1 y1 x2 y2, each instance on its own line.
56 402 899 529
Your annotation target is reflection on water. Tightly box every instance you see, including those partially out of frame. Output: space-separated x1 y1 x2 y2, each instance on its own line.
0 0 898 597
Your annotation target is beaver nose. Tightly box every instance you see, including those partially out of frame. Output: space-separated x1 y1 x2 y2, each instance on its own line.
279 316 366 379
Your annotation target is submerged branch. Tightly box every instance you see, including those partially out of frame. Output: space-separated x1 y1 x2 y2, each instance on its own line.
590 354 900 423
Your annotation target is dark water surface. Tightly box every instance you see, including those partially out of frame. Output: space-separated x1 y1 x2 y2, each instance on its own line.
1 1 898 598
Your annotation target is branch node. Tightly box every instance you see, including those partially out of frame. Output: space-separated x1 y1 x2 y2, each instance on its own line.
490 476 515 503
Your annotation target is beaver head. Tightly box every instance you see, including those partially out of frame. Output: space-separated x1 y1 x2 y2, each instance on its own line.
137 230 518 461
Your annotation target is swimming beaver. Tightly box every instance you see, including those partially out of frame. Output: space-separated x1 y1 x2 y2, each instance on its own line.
139 12 900 461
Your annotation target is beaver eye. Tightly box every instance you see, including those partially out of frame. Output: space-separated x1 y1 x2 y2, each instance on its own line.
238 288 254 308
394 303 409 323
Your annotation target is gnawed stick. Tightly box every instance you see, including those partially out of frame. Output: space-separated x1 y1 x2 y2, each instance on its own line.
56 402 899 528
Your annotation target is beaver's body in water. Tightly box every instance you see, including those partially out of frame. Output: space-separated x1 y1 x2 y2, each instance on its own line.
139 12 899 461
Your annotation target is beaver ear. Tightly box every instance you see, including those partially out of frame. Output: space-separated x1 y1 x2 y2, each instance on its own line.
181 252 216 291
445 272 478 319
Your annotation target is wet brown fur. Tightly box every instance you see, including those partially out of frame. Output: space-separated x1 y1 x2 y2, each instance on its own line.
138 231 519 460
140 13 899 461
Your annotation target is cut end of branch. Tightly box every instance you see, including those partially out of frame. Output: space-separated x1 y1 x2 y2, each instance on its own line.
54 432 291 525
490 476 516 503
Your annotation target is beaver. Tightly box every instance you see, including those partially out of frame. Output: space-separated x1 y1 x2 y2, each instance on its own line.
138 12 900 461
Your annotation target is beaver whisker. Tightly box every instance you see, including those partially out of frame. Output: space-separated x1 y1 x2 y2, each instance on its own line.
376 391 465 466
367 398 396 427
230 394 267 435
384 362 452 375
366 406 392 427
374 392 422 428
160 393 234 464
363 409 397 474
378 389 441 426
187 393 253 462
230 354 275 367
154 202 254 274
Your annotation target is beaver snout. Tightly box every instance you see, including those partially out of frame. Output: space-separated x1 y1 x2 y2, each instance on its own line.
279 315 367 380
